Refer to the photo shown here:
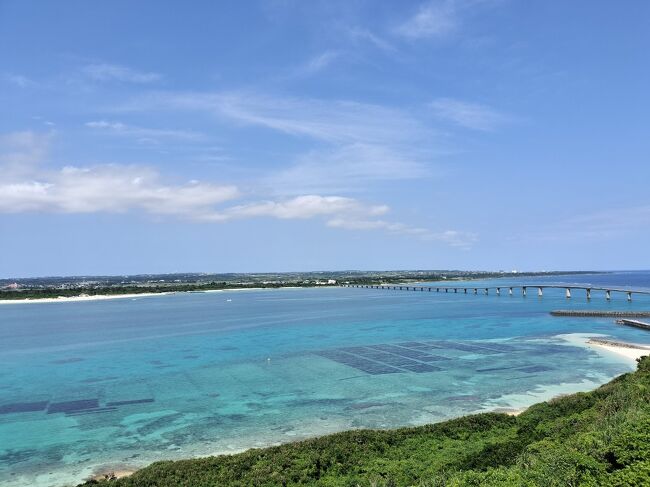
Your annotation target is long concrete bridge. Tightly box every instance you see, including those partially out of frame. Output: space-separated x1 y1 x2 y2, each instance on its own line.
341 283 650 301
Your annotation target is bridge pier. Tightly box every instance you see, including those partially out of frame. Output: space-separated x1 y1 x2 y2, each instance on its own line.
474 288 478 295
484 288 489 295
566 288 571 299
509 287 513 296
445 288 448 293
627 292 632 302
454 288 458 293
496 287 500 296
464 288 467 294
606 290 611 300
522 287 527 297
586 288 591 300
538 287 543 297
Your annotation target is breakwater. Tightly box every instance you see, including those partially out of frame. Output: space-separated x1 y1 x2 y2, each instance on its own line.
550 310 650 317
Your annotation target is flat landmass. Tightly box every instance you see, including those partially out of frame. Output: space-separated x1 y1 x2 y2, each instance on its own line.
0 270 599 302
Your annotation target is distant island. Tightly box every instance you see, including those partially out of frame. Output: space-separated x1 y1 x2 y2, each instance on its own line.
0 270 600 301
78 355 650 486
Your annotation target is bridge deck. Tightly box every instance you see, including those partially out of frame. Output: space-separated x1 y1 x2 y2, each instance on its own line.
342 284 650 296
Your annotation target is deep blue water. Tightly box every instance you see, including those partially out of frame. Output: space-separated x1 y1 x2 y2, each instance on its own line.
1 271 650 486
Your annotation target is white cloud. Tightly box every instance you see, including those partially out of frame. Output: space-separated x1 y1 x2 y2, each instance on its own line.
430 97 509 131
85 120 205 142
0 164 239 216
207 195 388 222
395 0 459 40
0 130 474 248
82 63 161 83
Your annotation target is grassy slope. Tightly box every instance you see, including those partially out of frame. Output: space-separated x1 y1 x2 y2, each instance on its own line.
80 357 650 487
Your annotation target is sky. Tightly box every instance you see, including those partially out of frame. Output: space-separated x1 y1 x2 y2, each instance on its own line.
1 0 649 277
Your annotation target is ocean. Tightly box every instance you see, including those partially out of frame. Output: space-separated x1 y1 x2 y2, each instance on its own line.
1 271 650 486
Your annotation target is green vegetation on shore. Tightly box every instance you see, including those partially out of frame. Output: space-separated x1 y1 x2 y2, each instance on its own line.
0 281 320 301
79 357 650 486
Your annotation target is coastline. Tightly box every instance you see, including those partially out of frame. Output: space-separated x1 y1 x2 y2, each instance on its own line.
0 292 173 305
0 285 342 305
480 333 650 418
70 333 650 486
586 337 650 361
557 332 650 363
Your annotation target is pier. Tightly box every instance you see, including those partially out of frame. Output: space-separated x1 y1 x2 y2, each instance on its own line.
341 284 650 302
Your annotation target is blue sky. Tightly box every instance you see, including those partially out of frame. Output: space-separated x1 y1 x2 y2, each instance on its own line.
1 1 649 277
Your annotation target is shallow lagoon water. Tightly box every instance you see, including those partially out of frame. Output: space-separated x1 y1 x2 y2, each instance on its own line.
1 272 650 486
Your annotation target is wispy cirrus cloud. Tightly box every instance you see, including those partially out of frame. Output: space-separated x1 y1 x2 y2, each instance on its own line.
525 206 650 242
327 218 477 248
85 120 205 143
2 73 38 88
120 90 434 192
394 0 493 41
347 27 396 52
122 91 425 144
215 92 422 144
203 93 433 192
0 131 52 177
268 143 430 195
298 51 340 75
81 63 161 84
395 0 460 40
429 97 510 131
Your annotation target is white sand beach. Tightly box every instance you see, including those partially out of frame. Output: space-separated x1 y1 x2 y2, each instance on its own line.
586 338 650 361
558 332 650 363
0 292 172 305
0 286 338 305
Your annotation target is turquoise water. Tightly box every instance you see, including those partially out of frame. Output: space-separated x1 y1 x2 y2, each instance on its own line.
1 272 650 486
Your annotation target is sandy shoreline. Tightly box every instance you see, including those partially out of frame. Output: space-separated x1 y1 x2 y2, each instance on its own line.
0 286 342 305
0 292 173 305
586 337 650 361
